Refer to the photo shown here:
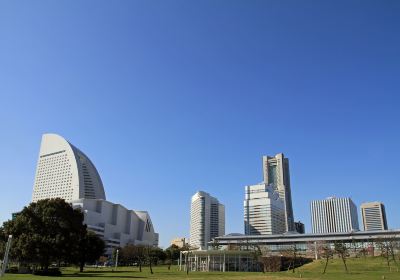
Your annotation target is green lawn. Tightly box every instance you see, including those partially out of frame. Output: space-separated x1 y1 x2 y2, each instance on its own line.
3 257 400 279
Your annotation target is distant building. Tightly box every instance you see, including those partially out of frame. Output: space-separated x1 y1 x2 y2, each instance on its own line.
294 221 305 234
244 183 285 235
311 197 359 233
262 154 295 232
11 212 20 220
361 202 388 231
170 237 187 248
31 133 159 254
190 191 225 250
212 229 400 264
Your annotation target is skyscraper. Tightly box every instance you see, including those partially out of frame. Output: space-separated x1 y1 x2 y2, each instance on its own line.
32 133 106 202
262 154 295 232
361 202 388 231
31 133 159 254
311 197 359 233
190 191 225 250
244 183 285 235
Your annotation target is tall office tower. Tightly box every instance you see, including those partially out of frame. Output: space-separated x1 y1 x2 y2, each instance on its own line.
244 183 286 235
361 202 388 231
31 133 159 253
262 154 294 232
190 191 225 250
311 197 359 233
32 133 106 202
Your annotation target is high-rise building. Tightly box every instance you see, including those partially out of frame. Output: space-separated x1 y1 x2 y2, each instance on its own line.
244 183 286 235
294 221 305 234
311 197 359 233
31 134 159 254
361 202 388 231
32 134 106 202
190 191 225 250
262 154 294 232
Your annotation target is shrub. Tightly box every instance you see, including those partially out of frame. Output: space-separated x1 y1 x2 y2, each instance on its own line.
32 268 62 276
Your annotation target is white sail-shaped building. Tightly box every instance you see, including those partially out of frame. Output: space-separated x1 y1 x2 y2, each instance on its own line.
32 134 158 254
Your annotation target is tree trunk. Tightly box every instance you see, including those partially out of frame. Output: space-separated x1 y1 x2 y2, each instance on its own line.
139 261 142 272
149 260 153 274
186 253 189 275
342 257 348 273
323 258 329 274
80 261 84 272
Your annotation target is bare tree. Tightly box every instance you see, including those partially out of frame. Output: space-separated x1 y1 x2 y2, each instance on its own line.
376 236 399 270
181 244 198 275
250 245 263 273
334 241 349 273
288 243 301 273
320 242 333 274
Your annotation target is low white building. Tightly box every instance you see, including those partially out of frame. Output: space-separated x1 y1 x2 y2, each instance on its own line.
72 199 158 254
31 133 159 255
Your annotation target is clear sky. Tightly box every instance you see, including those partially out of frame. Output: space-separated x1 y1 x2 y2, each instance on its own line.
1 1 399 248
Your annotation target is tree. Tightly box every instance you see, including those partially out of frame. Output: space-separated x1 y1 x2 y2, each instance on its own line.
320 243 333 274
120 244 146 272
287 244 300 273
210 239 221 250
165 245 180 270
334 241 349 273
253 245 266 273
181 244 198 275
2 198 87 272
74 231 105 272
144 245 154 274
0 227 6 258
152 247 167 265
119 245 136 266
376 236 399 270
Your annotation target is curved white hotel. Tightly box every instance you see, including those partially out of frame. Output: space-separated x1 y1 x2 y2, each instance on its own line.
32 134 158 253
32 134 106 202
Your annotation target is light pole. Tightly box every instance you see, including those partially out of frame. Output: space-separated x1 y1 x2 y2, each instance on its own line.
115 249 119 270
0 235 12 277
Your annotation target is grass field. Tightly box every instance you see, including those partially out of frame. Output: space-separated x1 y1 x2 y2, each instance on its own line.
3 257 400 279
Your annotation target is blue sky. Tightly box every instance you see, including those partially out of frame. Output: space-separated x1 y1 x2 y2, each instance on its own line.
1 1 399 247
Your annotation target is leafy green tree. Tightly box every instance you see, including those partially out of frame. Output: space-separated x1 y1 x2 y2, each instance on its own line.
126 245 145 272
0 227 6 257
151 247 166 265
165 244 180 270
74 231 105 272
2 198 86 271
119 245 136 266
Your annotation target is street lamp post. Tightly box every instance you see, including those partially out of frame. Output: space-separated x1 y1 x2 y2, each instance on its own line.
0 235 13 277
115 249 119 270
